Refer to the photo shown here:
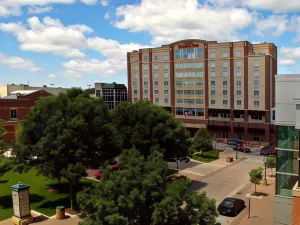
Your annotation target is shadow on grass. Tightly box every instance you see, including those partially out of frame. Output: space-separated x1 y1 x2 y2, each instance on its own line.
0 194 45 209
47 181 94 194
0 180 8 184
37 196 70 209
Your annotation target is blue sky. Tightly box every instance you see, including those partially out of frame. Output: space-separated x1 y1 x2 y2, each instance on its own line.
0 0 300 89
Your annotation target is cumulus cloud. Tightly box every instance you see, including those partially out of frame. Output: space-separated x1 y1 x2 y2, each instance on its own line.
254 14 288 37
0 52 42 72
279 59 296 65
28 6 52 14
280 47 300 59
288 16 300 42
114 0 253 45
100 0 109 6
62 70 82 78
104 12 110 20
48 74 57 78
80 0 98 5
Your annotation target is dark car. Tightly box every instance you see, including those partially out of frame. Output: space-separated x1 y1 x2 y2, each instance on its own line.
233 145 251 153
218 198 245 216
227 139 243 146
179 156 190 163
260 146 276 156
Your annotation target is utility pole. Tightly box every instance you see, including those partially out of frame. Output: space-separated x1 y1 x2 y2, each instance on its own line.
87 84 91 89
247 193 251 218
50 84 54 87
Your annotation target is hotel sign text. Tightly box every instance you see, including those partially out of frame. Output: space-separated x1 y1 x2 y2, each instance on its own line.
178 43 199 49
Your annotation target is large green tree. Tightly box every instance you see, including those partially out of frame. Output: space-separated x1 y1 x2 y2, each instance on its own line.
77 147 217 225
189 128 213 155
14 88 122 209
0 122 8 156
111 101 191 159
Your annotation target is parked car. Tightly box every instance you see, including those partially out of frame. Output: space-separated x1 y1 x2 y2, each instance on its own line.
260 146 276 156
218 198 245 216
233 145 251 153
227 139 243 146
179 156 190 163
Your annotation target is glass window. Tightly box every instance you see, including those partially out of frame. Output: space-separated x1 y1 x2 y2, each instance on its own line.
210 62 215 68
176 99 183 104
176 49 180 59
164 98 168 104
223 100 228 105
278 126 300 150
155 98 159 104
144 81 148 87
176 107 184 115
222 51 228 57
211 99 216 104
133 81 137 86
153 65 158 70
143 74 148 79
164 73 168 78
253 133 260 142
254 91 259 96
195 99 203 104
134 98 138 102
237 100 241 105
236 61 241 67
254 80 259 86
223 71 228 77
254 100 259 106
133 74 137 79
144 90 148 94
223 62 228 68
144 98 148 101
164 81 169 86
144 56 148 62
196 82 204 87
236 80 241 86
237 90 242 96
253 60 260 66
164 90 168 95
236 71 241 77
164 64 169 70
223 132 228 139
210 71 215 77
223 81 227 86
254 70 259 77
196 90 204 95
196 108 204 116
164 55 168 61
196 62 204 68
134 90 138 94
154 55 158 60
143 65 148 70
154 73 159 78
236 51 241 57
210 52 215 58
211 81 215 86
176 82 183 87
196 72 203 77
132 65 137 70
154 90 159 95
176 90 183 95
154 81 159 86
223 90 228 96
211 90 215 95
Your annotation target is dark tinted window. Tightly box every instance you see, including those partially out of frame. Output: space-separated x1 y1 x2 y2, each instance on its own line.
222 200 233 207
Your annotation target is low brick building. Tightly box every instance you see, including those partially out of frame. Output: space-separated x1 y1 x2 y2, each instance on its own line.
0 89 52 143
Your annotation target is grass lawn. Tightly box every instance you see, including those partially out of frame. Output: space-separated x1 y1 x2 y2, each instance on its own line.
167 168 178 176
0 166 95 221
190 150 220 163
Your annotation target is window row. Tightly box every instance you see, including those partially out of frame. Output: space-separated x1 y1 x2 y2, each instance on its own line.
142 81 169 87
134 89 169 95
210 80 259 87
209 51 242 59
176 90 204 95
153 55 169 61
176 108 204 117
176 81 204 87
176 72 203 78
175 63 204 69
210 90 260 96
154 98 169 104
176 99 204 105
175 48 203 59
209 100 260 107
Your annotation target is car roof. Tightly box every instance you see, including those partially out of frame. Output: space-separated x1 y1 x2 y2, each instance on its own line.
222 197 240 202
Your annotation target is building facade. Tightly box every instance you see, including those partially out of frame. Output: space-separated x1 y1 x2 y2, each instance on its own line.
0 90 52 143
274 75 300 225
95 82 127 109
127 39 277 145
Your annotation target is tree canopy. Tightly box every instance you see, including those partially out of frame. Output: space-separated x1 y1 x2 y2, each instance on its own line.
0 122 8 156
14 88 122 208
111 101 191 159
189 128 212 155
249 168 263 194
77 147 217 225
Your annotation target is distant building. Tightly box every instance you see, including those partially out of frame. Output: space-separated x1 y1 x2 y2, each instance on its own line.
0 89 52 143
94 82 127 109
0 84 68 98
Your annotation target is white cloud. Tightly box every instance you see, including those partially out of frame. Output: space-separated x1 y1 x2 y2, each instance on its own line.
114 0 253 45
48 74 57 78
254 14 288 37
104 12 110 20
280 47 300 59
62 70 82 78
100 0 108 6
279 59 296 65
28 6 52 14
80 0 98 5
0 52 42 72
288 16 300 42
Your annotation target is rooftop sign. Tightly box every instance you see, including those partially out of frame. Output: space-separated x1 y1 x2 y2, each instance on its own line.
178 43 200 49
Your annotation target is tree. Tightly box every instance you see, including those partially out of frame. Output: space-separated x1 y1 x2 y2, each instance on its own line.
83 88 95 95
0 122 8 156
111 101 191 159
249 168 263 194
189 128 212 155
14 88 122 209
266 156 276 176
77 147 217 225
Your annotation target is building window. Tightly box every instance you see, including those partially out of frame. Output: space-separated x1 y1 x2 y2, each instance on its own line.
164 81 169 87
196 82 204 87
236 132 242 140
210 62 215 68
96 90 101 97
254 100 259 107
164 55 168 61
236 61 241 67
164 73 168 78
211 90 215 95
154 73 159 78
132 65 137 70
144 90 148 95
253 133 260 142
196 90 204 95
133 74 137 79
175 48 203 59
254 70 259 77
154 81 159 86
210 52 215 58
196 108 204 116
164 64 169 70
196 72 203 77
210 71 215 77
254 91 259 96
164 98 169 104
154 55 158 60
143 74 148 79
223 100 228 105
272 110 275 121
143 65 148 70
236 51 241 57
253 60 259 66
143 56 148 62
164 90 168 95
154 90 159 95
223 90 228 96
196 99 204 104
223 71 228 77
133 81 137 87
155 98 159 104
153 65 158 70
144 98 148 101
211 81 215 86
134 98 138 102
236 71 241 77
236 80 242 86
10 109 17 120
144 81 148 87
211 99 216 105
223 62 228 68
222 51 228 57
251 114 262 120
237 90 242 96
254 80 259 87
237 100 242 105
176 99 183 104
134 90 138 95
223 81 227 86
223 131 228 139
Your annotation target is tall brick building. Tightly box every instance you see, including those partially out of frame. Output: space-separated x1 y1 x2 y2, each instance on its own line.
127 39 277 145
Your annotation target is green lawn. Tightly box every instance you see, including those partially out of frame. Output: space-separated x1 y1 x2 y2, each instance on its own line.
167 169 178 176
190 150 220 163
0 166 94 221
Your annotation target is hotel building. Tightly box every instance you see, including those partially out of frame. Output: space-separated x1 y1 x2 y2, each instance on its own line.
127 39 277 145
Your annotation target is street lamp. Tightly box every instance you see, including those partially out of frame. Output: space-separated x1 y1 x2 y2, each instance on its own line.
246 193 251 218
263 157 267 186
87 84 92 89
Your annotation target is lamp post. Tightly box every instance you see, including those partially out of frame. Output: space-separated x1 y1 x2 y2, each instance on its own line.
263 157 267 186
246 193 251 218
87 84 91 89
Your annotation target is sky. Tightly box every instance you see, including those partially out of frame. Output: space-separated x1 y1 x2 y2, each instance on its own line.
0 0 300 89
